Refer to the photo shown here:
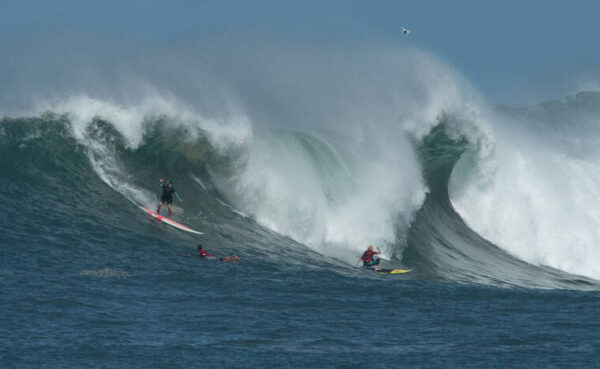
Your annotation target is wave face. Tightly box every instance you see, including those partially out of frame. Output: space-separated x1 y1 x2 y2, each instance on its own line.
2 40 600 289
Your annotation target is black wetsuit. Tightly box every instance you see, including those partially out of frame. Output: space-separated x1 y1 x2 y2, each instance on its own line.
160 185 176 204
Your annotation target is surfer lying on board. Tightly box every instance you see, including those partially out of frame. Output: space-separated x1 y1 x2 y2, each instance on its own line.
357 245 381 270
198 245 241 263
156 178 182 218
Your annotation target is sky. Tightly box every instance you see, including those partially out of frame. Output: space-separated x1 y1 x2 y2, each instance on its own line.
1 0 600 104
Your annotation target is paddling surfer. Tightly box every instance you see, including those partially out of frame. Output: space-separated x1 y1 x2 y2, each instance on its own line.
198 245 241 263
156 178 182 218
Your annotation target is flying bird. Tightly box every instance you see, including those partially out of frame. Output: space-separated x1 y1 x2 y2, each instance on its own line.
401 27 411 35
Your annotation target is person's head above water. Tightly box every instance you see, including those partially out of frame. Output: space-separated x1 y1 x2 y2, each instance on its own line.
367 245 374 251
197 244 203 250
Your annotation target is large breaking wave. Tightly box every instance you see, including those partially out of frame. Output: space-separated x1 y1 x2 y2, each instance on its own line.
2 37 599 289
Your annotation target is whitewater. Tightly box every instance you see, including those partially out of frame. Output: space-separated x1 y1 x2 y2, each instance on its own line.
2 37 600 367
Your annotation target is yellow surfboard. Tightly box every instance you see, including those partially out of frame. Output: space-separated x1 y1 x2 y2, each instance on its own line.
376 269 412 274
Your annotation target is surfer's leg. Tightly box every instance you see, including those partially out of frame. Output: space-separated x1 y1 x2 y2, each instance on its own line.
156 201 163 213
167 203 172 218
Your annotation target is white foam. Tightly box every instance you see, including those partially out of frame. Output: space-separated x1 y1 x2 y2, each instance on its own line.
80 268 129 278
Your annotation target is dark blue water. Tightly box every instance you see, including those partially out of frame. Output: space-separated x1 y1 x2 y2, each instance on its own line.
2 243 599 368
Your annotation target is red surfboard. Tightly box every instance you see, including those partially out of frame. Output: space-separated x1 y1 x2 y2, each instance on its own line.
139 206 204 235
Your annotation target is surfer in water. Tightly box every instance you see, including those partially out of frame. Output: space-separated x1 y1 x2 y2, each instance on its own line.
357 245 381 270
156 178 183 218
198 245 241 263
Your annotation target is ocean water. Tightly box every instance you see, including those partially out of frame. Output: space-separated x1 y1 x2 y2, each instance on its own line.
2 42 600 368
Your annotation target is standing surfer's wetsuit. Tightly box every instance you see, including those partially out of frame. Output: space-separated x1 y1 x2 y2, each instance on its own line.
160 183 177 204
156 179 181 217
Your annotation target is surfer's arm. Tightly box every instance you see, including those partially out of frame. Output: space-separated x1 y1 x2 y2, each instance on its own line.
175 192 183 201
356 257 363 266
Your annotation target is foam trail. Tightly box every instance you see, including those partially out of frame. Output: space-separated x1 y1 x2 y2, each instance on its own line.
190 174 208 191
216 198 248 218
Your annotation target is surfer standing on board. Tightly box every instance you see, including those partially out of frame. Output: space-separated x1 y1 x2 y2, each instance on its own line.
156 178 182 218
357 245 381 270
